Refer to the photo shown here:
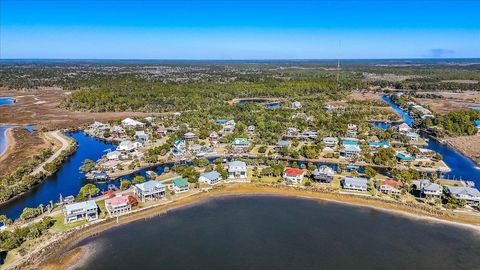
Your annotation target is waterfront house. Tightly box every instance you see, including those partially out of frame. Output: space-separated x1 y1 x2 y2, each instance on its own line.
110 125 125 136
92 171 109 181
105 195 131 217
378 179 402 195
121 118 144 128
283 167 305 184
106 150 121 160
134 180 166 202
415 148 435 159
447 186 480 206
117 140 142 152
291 101 302 109
183 132 196 142
199 171 222 185
276 140 292 149
419 180 443 198
247 125 256 134
171 140 186 156
228 160 248 180
172 178 189 193
231 138 250 152
312 165 335 183
63 200 98 224
341 177 368 192
323 137 339 148
395 152 415 162
405 132 419 141
135 131 149 143
396 123 412 133
100 160 123 171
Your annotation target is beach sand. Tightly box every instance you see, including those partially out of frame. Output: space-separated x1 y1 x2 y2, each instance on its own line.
30 184 480 270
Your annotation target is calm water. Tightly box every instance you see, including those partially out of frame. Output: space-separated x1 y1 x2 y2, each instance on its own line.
0 132 115 219
0 97 14 106
382 95 480 184
75 196 480 270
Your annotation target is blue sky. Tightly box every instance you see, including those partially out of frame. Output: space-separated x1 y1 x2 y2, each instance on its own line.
1 0 479 59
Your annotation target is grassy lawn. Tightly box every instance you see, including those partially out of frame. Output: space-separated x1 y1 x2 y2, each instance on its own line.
248 168 281 183
50 213 87 232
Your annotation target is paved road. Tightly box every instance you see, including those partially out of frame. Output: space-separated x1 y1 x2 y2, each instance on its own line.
31 130 69 176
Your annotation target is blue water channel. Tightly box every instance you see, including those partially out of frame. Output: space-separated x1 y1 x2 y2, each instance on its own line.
381 95 480 183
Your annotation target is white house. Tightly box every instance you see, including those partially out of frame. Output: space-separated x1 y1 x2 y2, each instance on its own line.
342 145 361 158
209 131 219 144
134 180 166 202
312 166 334 183
228 161 248 180
183 132 196 142
135 131 149 143
283 167 305 184
63 200 98 224
342 177 368 192
247 125 256 134
117 140 142 152
323 137 339 148
397 123 412 133
121 118 144 128
378 179 402 195
223 120 236 133
199 171 222 185
447 186 480 206
105 195 131 217
172 178 190 193
419 180 443 198
291 101 302 109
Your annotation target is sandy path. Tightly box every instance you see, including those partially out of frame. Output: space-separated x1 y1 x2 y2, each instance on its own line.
31 131 69 176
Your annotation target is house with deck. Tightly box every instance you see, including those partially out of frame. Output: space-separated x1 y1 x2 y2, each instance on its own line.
117 140 142 152
323 137 339 148
405 132 419 142
231 138 250 152
121 118 145 128
312 165 335 183
342 143 361 159
209 131 219 144
419 180 443 198
172 178 190 193
199 171 222 185
223 120 236 133
135 131 149 143
134 180 166 202
228 160 248 181
105 195 131 217
368 141 390 151
378 179 402 195
396 123 412 134
283 167 305 184
342 177 368 192
276 140 292 149
183 132 196 142
63 200 98 224
447 186 480 206
171 140 186 156
346 123 358 138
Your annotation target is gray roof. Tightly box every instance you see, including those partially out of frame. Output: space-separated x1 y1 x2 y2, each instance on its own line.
313 166 334 176
420 180 443 192
447 186 480 197
344 177 368 187
228 161 246 167
135 180 164 192
65 200 97 212
201 171 221 180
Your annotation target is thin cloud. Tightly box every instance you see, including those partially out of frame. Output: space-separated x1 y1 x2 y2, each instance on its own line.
428 49 455 58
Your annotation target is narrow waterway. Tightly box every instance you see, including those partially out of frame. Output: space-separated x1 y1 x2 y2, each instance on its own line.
0 132 115 219
382 95 480 184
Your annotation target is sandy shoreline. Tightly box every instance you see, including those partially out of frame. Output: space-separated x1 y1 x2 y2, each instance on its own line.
444 135 480 167
0 128 15 160
31 184 480 270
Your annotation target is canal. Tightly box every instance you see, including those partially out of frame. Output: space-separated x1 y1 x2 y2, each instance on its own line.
382 95 480 184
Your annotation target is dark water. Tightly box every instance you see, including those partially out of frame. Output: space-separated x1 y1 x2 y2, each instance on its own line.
0 132 115 219
75 196 480 270
382 95 480 184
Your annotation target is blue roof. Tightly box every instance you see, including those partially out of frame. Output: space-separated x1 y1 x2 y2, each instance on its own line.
216 118 227 124
135 180 164 191
265 102 281 109
277 140 291 147
406 132 419 137
201 171 221 180
342 140 358 146
396 153 414 161
474 120 480 127
369 141 390 147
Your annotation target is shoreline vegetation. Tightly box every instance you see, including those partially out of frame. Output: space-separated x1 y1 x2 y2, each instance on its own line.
0 132 77 206
0 128 15 159
6 183 480 270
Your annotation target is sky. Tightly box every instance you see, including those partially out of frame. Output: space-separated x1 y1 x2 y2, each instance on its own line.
0 0 479 59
